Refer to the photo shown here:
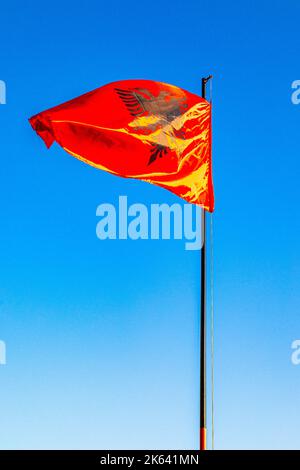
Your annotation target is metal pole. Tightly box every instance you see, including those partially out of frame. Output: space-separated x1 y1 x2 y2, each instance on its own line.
200 75 212 451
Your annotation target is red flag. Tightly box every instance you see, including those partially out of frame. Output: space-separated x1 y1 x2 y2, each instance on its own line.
29 80 214 211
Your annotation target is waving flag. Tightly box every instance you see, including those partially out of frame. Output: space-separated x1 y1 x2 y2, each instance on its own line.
29 80 214 211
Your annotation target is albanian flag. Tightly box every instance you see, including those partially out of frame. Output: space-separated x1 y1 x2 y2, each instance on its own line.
29 80 214 211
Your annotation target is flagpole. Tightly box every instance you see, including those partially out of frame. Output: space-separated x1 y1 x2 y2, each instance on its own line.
200 75 212 451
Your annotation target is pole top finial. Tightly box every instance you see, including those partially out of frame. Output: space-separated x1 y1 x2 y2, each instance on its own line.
201 75 212 100
202 75 213 84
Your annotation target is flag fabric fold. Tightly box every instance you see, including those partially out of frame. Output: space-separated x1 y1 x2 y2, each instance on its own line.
29 79 214 211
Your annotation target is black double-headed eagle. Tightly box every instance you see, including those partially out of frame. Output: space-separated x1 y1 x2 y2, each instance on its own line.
115 87 188 165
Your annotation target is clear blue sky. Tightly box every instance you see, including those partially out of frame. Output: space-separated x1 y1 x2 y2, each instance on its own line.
0 0 299 450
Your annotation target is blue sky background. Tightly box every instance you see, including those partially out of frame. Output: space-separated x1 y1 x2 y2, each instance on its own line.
0 0 299 450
